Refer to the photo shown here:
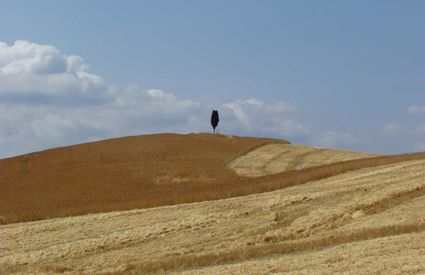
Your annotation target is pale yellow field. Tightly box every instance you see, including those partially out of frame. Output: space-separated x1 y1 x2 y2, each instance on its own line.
2 155 425 274
228 143 376 177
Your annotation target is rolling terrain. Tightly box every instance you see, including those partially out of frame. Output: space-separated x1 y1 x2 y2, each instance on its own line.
1 133 425 274
228 143 376 177
0 133 285 224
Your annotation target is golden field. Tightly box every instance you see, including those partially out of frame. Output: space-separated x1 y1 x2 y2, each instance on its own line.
1 133 425 274
0 133 284 224
228 143 376 177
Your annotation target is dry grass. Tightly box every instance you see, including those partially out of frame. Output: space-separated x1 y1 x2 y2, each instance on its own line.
1 133 425 225
229 143 376 176
2 133 425 274
2 158 425 274
0 133 286 224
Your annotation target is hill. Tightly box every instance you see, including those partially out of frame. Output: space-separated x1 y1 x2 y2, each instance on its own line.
228 143 376 177
2 133 425 274
2 155 425 274
0 133 285 224
0 133 378 225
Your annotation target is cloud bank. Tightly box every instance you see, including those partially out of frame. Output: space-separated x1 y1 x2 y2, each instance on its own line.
0 40 359 157
0 41 206 157
0 40 104 97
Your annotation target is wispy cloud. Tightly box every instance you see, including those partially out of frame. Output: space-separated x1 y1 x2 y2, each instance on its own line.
378 121 425 153
222 98 308 138
407 105 425 115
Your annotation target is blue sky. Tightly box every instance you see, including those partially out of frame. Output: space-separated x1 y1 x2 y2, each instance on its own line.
0 0 425 157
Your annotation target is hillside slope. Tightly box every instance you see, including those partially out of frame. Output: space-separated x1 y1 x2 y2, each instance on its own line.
228 143 376 177
2 158 425 274
0 133 286 224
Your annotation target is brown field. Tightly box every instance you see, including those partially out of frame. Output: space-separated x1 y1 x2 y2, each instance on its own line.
2 133 425 274
0 133 286 224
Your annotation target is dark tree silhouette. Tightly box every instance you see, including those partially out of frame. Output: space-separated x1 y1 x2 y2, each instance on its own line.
211 110 219 134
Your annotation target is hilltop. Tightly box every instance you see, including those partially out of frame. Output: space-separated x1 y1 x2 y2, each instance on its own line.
0 133 376 225
0 133 285 224
1 133 425 274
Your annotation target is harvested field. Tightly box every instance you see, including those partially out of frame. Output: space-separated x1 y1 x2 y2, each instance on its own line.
0 133 419 225
2 158 425 274
0 133 286 224
2 133 425 274
228 143 376 177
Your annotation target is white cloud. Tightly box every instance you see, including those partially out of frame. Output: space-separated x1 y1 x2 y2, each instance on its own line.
0 86 204 157
0 40 370 157
222 100 252 128
0 40 207 157
222 98 309 138
31 113 77 138
407 105 425 115
0 40 104 96
221 98 359 149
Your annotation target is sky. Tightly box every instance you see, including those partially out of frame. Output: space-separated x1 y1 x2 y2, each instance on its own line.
0 0 425 158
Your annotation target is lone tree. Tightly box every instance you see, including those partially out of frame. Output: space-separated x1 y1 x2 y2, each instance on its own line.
211 110 219 134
